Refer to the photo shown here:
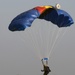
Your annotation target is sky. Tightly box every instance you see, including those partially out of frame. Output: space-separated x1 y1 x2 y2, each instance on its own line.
0 0 75 75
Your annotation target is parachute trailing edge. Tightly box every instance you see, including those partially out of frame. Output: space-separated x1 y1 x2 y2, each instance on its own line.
8 5 74 31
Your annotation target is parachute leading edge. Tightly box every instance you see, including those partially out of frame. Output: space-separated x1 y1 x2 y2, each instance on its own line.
8 5 74 31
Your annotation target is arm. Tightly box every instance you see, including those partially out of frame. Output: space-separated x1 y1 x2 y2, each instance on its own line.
41 59 44 66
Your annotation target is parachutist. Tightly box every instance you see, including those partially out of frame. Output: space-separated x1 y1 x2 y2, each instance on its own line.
41 58 51 75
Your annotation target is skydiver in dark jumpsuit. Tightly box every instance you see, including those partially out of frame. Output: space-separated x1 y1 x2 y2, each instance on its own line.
41 59 51 75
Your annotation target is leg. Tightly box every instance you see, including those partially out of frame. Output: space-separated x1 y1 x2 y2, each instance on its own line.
43 72 47 75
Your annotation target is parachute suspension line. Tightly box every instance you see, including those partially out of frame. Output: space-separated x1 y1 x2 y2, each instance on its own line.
35 23 45 59
45 24 56 58
18 29 42 59
17 31 32 46
28 28 43 59
39 21 50 58
47 28 63 59
56 27 69 42
46 26 59 59
17 32 26 43
17 30 40 58
36 22 49 59
38 21 53 58
37 23 44 56
58 27 69 41
47 27 68 59
18 27 42 59
33 20 49 58
44 22 52 57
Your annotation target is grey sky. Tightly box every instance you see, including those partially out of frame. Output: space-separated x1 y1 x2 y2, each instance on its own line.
0 0 75 75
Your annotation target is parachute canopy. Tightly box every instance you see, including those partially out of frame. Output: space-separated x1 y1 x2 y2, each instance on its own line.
8 5 74 31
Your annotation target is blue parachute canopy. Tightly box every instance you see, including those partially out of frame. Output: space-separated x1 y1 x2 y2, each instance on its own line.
8 5 74 31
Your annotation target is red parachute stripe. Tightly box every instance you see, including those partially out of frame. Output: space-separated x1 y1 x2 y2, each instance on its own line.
34 6 46 14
